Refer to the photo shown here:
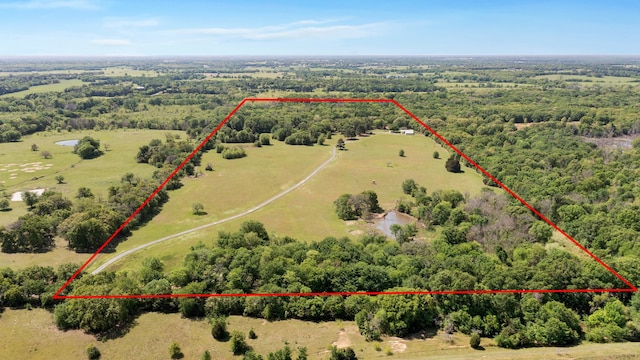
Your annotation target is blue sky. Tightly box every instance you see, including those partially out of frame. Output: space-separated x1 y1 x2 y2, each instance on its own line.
0 0 638 56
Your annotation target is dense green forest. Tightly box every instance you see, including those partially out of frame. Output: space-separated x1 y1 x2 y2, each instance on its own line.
1 58 639 353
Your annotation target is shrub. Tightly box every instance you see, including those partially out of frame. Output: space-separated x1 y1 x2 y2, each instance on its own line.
330 346 357 360
445 155 461 173
169 342 183 359
470 332 481 349
230 330 249 355
285 131 313 145
74 136 102 159
260 133 271 146
201 350 212 360
86 344 101 359
192 203 205 215
586 324 628 343
55 175 65 184
399 149 405 157
401 179 417 195
216 144 225 153
0 198 10 211
297 347 309 360
254 140 262 148
433 151 440 159
242 351 263 360
248 328 257 339
211 317 228 340
221 147 247 159
205 163 213 171
272 128 289 141
267 346 292 360
76 187 94 199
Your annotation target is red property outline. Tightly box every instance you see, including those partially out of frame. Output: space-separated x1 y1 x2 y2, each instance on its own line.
53 98 637 300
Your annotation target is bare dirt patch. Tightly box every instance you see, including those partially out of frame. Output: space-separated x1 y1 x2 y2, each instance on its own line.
0 162 53 179
387 338 408 353
514 122 537 130
583 134 639 150
11 188 46 201
332 330 352 349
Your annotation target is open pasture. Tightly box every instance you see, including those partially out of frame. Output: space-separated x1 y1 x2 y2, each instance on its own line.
0 79 85 98
103 132 491 272
1 309 638 360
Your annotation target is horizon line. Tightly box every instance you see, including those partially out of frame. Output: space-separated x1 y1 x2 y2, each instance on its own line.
2 54 640 59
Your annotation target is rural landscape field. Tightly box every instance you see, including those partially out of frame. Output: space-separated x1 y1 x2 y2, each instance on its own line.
1 56 639 360
2 1 640 359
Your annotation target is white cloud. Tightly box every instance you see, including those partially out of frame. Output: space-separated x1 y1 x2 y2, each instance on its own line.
248 24 383 40
289 18 349 26
0 0 101 10
103 17 160 29
166 19 386 41
91 38 132 46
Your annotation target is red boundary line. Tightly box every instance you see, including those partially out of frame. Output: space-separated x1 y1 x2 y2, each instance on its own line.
53 97 637 300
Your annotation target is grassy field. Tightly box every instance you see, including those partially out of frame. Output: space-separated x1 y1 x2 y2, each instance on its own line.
0 79 85 98
0 237 87 270
101 66 160 77
88 139 335 272
533 74 639 85
101 132 490 272
231 132 488 239
99 103 219 124
0 129 185 268
1 308 638 360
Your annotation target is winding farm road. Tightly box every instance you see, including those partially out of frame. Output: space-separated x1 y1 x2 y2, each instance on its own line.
91 146 337 274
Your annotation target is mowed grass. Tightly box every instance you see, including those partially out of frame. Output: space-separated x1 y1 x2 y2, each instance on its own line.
100 103 218 124
1 309 639 360
229 132 488 240
108 133 490 272
0 79 85 98
0 237 87 270
0 129 185 268
88 140 334 272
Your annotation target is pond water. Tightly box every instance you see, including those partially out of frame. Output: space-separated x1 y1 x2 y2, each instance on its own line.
375 210 415 238
55 139 79 147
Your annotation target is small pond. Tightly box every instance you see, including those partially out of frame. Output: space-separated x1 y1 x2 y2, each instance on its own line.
375 210 415 238
55 139 79 147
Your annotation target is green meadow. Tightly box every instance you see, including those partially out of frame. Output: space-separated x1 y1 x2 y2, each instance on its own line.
0 79 85 98
533 74 639 85
88 138 335 272
99 132 491 272
0 129 185 268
